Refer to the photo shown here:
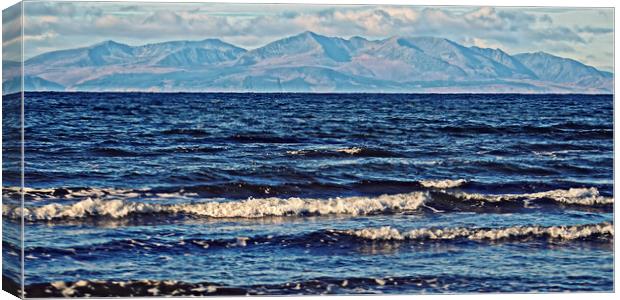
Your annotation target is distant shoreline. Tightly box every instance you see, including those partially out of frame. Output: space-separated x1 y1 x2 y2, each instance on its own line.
2 91 614 96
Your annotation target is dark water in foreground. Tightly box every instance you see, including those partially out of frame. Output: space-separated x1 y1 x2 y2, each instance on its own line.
2 92 614 296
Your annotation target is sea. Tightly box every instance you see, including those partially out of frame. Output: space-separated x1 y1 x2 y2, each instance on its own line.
1 92 614 296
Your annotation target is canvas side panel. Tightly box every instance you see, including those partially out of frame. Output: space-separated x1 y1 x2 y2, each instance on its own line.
2 1 24 298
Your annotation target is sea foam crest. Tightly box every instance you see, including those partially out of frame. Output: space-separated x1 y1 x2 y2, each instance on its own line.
419 179 467 189
2 186 198 201
6 192 429 220
334 147 363 155
286 147 364 156
450 187 613 205
336 222 613 241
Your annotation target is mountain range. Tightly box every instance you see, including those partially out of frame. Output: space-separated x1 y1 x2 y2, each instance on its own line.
2 31 613 93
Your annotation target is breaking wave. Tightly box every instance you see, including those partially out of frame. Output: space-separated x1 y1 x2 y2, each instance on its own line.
419 179 467 189
3 185 613 221
286 147 402 158
5 192 428 221
1 186 197 201
24 279 246 297
26 272 594 297
0 178 466 202
449 187 613 206
334 222 613 242
25 222 612 260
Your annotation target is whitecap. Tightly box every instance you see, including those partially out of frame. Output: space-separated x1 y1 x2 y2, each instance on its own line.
419 179 467 189
450 187 613 206
6 192 429 220
335 147 363 155
335 222 613 241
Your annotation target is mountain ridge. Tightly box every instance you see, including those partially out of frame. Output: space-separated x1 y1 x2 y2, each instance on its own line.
3 31 613 94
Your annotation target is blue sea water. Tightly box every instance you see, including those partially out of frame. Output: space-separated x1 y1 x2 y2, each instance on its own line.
2 92 614 296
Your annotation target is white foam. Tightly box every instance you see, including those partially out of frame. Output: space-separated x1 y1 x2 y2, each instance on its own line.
2 186 199 202
419 179 467 189
286 150 308 155
5 186 611 221
451 187 613 205
533 150 588 158
335 147 363 155
6 192 429 220
336 222 613 241
287 147 363 155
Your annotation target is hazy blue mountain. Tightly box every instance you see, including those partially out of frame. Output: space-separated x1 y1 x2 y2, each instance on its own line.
2 60 21 70
342 37 467 81
135 39 246 67
394 37 514 78
514 52 612 90
236 31 360 66
468 46 537 79
25 39 245 69
26 40 135 68
2 75 65 94
6 31 613 94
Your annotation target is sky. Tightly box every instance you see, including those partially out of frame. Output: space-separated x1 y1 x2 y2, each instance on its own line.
2 1 614 71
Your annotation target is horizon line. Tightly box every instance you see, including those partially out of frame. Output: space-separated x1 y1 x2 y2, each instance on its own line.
3 91 613 96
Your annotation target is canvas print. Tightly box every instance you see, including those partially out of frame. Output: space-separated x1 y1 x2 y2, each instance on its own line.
1 1 614 297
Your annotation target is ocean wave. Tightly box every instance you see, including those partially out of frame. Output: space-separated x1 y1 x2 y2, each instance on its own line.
90 147 139 157
286 147 402 158
160 128 210 137
532 149 590 158
21 226 613 298
6 192 428 221
1 186 198 202
167 146 224 154
5 180 421 201
419 179 467 189
449 187 613 206
3 186 612 221
24 279 246 297
21 273 546 297
334 222 613 242
26 222 612 260
229 134 302 144
436 123 611 136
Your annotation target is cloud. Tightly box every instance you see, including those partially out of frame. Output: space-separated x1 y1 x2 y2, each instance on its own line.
25 2 102 17
538 14 553 24
118 5 141 12
142 11 183 25
575 26 613 34
25 2 77 16
3 4 23 62
462 37 504 49
545 42 577 53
